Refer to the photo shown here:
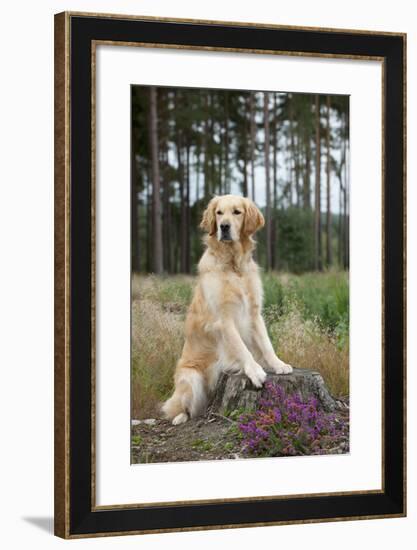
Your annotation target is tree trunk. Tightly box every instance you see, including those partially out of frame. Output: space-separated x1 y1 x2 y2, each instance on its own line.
242 133 248 197
337 126 349 270
218 124 223 196
146 165 152 273
326 95 332 267
203 92 210 201
314 94 322 271
224 91 230 194
272 93 279 270
149 86 163 274
295 135 304 208
263 92 272 271
337 128 347 269
165 166 173 274
343 150 349 269
131 128 140 273
209 92 215 196
249 92 256 202
338 173 343 268
185 142 191 273
242 95 250 197
160 91 171 274
303 118 311 210
289 97 300 207
176 125 187 274
196 149 201 204
209 369 347 415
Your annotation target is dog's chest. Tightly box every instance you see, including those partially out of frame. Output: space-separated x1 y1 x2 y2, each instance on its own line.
233 273 261 335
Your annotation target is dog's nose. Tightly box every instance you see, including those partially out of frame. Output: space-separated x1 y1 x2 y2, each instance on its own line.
220 223 230 232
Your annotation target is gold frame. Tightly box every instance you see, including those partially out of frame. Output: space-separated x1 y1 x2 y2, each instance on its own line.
54 11 407 538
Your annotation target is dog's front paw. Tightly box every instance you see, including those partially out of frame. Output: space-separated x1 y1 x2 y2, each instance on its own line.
172 412 188 425
245 361 267 388
267 356 293 375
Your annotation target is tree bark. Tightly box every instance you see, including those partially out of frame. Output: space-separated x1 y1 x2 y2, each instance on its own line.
203 92 210 201
336 126 347 269
242 94 250 197
303 113 311 210
196 148 201 204
209 369 347 415
176 128 187 274
314 94 322 271
271 93 278 270
326 95 332 267
249 92 256 202
242 127 248 197
149 86 164 274
338 173 343 268
263 92 272 271
289 96 300 207
146 165 152 273
160 91 171 274
209 92 215 196
343 147 349 269
224 91 230 194
185 141 191 273
337 121 348 270
131 127 140 273
218 123 223 196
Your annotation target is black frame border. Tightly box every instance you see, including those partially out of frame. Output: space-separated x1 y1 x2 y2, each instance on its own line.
54 12 406 538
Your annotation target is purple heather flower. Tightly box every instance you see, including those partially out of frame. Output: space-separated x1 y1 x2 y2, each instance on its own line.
237 383 348 458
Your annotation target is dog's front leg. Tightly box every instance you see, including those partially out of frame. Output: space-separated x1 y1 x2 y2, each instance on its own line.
252 315 293 374
221 320 267 387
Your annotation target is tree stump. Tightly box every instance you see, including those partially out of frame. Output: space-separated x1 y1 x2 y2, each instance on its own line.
209 368 347 415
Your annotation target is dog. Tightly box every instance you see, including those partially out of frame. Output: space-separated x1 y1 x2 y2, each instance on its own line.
162 194 292 425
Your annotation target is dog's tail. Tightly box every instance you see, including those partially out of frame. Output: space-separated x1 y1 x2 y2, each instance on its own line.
161 366 207 425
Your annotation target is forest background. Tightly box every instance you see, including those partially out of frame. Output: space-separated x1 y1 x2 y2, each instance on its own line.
131 87 349 274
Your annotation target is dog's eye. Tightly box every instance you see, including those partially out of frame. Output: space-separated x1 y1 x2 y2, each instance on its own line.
216 211 223 216
233 209 241 215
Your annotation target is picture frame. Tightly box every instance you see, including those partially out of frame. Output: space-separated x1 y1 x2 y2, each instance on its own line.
54 11 406 538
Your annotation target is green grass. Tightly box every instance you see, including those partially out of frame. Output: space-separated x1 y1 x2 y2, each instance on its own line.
131 435 142 446
223 442 235 452
224 407 251 421
131 272 349 419
262 271 349 341
191 439 214 452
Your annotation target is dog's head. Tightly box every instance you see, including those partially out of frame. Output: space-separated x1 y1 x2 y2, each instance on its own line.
200 195 264 242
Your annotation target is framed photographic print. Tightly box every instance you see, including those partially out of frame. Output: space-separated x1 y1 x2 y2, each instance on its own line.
54 12 406 538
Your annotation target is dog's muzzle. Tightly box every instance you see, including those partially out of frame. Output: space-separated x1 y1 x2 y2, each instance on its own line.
220 223 232 241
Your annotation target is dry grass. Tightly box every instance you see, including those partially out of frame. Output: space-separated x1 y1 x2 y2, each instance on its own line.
131 273 349 419
131 275 196 418
131 298 185 418
266 307 349 398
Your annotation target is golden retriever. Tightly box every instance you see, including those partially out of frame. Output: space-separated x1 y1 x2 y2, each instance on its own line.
162 194 292 425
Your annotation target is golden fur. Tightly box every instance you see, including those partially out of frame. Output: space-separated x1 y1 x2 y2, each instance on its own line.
162 194 292 425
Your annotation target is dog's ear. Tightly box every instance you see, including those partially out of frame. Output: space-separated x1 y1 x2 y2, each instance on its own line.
243 198 265 236
200 197 218 236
